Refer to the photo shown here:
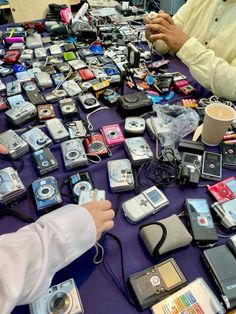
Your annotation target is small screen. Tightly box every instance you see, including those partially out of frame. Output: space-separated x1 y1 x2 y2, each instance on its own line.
157 262 182 288
146 190 160 204
183 154 198 163
206 153 219 161
226 179 236 194
187 199 209 214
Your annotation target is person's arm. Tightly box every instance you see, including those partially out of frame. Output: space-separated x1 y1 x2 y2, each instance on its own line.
176 40 236 101
0 201 114 314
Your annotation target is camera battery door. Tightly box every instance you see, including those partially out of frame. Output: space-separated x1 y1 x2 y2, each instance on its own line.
202 245 236 310
124 137 153 166
117 91 153 118
127 258 187 310
32 147 58 175
201 151 222 181
29 278 84 314
0 129 29 159
61 139 88 171
122 186 169 224
107 159 134 193
32 176 62 214
0 167 27 205
184 198 218 246
68 172 95 203
45 118 69 143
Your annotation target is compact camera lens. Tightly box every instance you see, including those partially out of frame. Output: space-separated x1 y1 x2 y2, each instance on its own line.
49 292 71 314
84 98 96 106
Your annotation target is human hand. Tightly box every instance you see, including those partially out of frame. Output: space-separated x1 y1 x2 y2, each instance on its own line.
83 200 115 240
145 12 189 52
0 144 8 154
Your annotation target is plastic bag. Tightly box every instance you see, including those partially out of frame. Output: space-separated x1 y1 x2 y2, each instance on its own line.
152 104 200 147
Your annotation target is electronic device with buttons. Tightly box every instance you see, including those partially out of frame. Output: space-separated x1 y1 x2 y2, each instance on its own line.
127 258 187 310
179 152 202 186
107 159 134 193
0 129 29 159
45 118 69 143
68 171 94 203
21 127 52 152
211 198 236 230
37 104 56 122
62 79 82 97
84 133 108 156
221 142 236 169
59 98 78 117
67 120 87 139
6 80 21 96
78 93 100 111
208 177 236 203
184 198 218 246
122 186 169 223
61 139 88 171
32 147 58 175
101 124 124 147
78 189 105 205
124 117 145 136
124 137 153 165
201 151 222 181
5 102 37 126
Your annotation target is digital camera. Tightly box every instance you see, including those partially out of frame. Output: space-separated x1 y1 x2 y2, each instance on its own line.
31 176 62 214
80 79 100 92
27 91 46 106
62 80 82 97
61 139 88 171
208 177 236 203
19 49 33 61
44 89 67 102
124 117 146 136
0 167 27 205
29 278 84 314
107 159 134 192
78 93 100 111
32 147 58 175
37 104 56 122
25 33 43 49
6 80 21 96
124 137 153 165
84 133 108 157
59 98 78 117
51 73 65 86
102 88 119 106
45 118 70 143
101 124 125 146
67 120 87 139
7 94 25 108
21 127 52 152
0 129 29 159
5 102 37 126
34 47 47 59
68 171 94 203
35 72 53 89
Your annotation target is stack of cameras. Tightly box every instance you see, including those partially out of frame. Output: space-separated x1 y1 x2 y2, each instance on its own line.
31 176 62 214
29 278 84 314
0 167 27 205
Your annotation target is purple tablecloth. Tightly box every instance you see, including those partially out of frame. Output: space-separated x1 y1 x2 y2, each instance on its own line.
0 22 232 314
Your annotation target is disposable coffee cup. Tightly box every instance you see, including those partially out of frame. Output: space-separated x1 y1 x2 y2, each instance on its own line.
201 102 236 146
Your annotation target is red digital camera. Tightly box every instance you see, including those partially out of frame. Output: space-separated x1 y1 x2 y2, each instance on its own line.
3 50 21 64
79 68 95 81
84 133 108 156
208 176 236 203
24 22 45 33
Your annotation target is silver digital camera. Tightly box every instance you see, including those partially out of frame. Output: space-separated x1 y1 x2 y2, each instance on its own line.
6 80 21 96
31 176 62 214
0 167 27 205
45 118 70 143
35 72 53 89
7 94 25 108
0 129 29 159
34 47 47 59
32 147 58 175
59 98 78 117
25 33 43 49
61 139 88 171
5 102 37 126
62 79 82 97
125 117 146 135
124 137 153 165
78 93 100 111
21 127 52 151
67 120 87 139
29 278 84 314
107 159 134 192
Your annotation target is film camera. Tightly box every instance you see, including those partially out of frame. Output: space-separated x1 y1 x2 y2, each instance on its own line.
0 167 27 205
68 171 94 203
61 139 88 171
31 176 62 214
0 129 29 159
29 278 84 314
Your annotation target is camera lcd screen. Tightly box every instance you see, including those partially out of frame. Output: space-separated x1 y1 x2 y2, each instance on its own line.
183 153 198 164
157 262 182 289
226 179 236 194
187 199 209 215
146 190 160 205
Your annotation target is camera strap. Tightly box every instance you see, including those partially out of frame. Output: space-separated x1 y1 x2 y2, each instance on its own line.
0 207 35 223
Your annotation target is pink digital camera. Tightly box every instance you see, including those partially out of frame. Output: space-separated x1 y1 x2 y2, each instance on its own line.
101 124 125 146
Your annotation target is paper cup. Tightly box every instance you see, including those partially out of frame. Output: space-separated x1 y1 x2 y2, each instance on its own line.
201 102 236 146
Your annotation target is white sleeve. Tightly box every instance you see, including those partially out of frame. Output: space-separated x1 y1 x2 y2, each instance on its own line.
0 204 97 314
176 37 236 101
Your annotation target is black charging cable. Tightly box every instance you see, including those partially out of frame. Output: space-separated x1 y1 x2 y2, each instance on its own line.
0 205 35 223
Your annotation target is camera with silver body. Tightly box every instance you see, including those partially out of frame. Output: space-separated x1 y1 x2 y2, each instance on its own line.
45 118 70 143
107 159 134 192
0 129 29 159
62 79 82 97
124 137 153 165
32 147 58 175
5 102 37 126
35 72 53 89
78 93 100 111
6 80 21 96
31 176 62 214
67 120 87 139
0 167 27 205
21 127 52 151
125 117 146 136
29 278 84 314
59 98 78 117
7 94 25 108
61 139 88 171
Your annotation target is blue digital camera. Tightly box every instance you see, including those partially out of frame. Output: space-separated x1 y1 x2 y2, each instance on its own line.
31 176 62 214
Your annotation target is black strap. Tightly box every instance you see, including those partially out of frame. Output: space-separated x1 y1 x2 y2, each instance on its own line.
0 208 35 223
139 222 167 259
